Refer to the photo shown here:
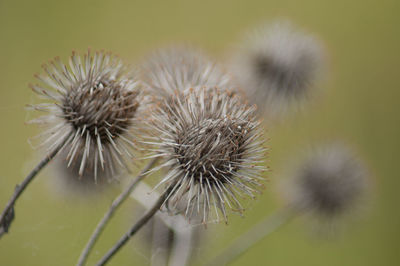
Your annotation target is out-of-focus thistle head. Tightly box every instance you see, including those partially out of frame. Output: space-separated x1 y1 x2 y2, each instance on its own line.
29 50 142 183
283 144 368 220
230 21 324 117
141 46 233 98
146 87 267 224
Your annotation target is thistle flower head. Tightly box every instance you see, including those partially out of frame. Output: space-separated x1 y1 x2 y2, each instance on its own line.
146 88 266 224
29 50 141 182
231 21 324 116
141 46 233 98
283 144 368 219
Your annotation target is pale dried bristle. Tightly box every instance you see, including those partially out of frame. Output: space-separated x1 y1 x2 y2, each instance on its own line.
146 87 267 224
29 50 141 183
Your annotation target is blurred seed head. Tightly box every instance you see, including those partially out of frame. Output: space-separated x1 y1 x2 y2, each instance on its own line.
141 45 234 98
29 50 142 183
146 87 267 224
230 20 324 117
282 144 369 221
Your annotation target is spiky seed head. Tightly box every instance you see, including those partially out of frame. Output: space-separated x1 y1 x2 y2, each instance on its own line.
141 46 233 98
283 144 368 219
146 87 267 224
29 50 141 182
230 21 324 117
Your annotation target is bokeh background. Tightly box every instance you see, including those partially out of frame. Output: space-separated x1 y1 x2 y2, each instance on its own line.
0 0 399 265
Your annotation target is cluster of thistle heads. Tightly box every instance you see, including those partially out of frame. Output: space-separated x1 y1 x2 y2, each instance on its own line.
29 20 368 227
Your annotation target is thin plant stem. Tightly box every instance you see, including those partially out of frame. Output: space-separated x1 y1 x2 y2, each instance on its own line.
96 188 170 266
77 157 159 266
129 182 188 231
131 182 195 266
0 135 70 238
168 218 194 266
206 208 294 266
150 217 169 266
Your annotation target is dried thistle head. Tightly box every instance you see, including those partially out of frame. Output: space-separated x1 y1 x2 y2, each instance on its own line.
29 50 142 182
141 46 233 98
282 144 369 220
146 88 267 224
230 20 324 117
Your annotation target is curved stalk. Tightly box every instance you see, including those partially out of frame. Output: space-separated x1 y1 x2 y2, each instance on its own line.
96 189 170 266
0 135 70 238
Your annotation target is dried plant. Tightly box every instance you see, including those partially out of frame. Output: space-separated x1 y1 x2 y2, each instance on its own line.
0 49 143 238
145 87 267 224
0 18 374 266
94 87 267 265
29 50 142 182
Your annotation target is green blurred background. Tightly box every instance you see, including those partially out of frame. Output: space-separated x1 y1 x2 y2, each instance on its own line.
0 0 399 265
